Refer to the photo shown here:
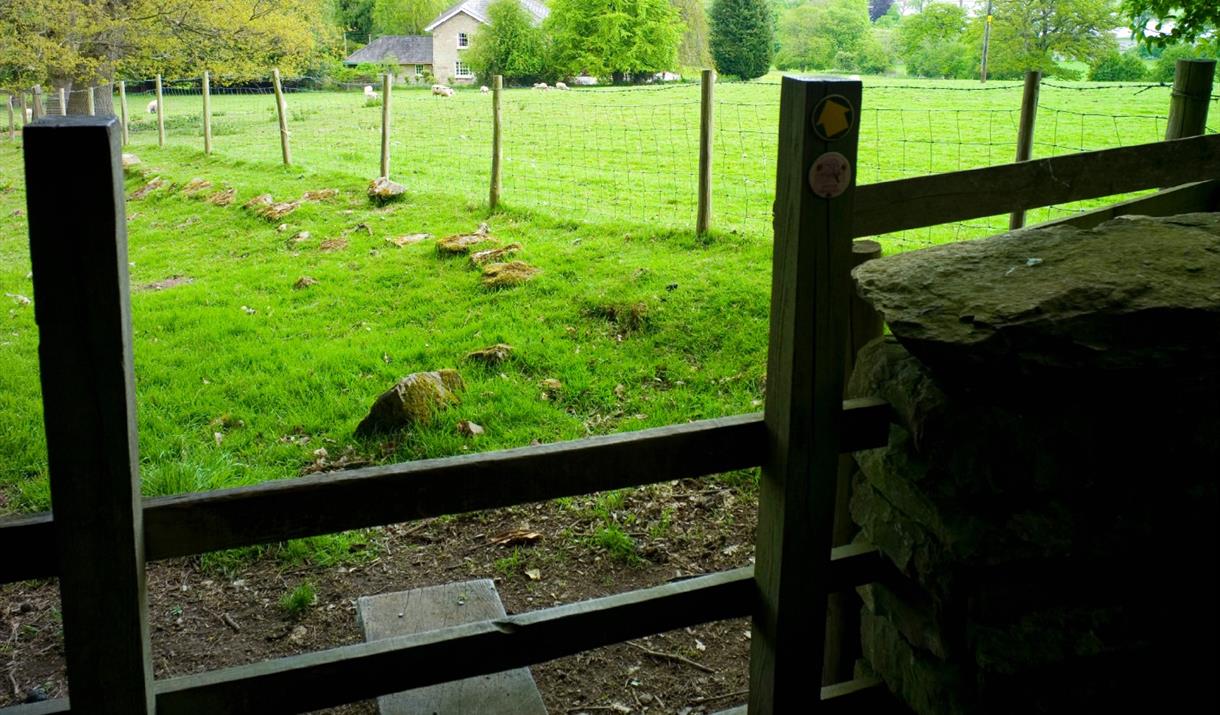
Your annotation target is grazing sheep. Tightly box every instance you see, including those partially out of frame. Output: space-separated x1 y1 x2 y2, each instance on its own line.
146 99 158 114
555 82 569 90
363 85 377 98
431 84 454 97
480 85 489 93
24 108 33 122
532 82 549 90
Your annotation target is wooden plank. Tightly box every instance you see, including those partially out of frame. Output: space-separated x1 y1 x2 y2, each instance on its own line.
852 133 1220 237
0 401 890 585
1165 59 1215 140
751 76 861 713
359 580 546 713
697 69 715 235
1025 180 1220 232
23 116 154 712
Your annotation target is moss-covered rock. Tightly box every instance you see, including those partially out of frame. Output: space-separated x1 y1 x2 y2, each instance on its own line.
354 370 465 437
481 260 539 289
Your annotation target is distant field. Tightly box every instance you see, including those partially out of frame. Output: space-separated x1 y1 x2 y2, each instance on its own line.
0 73 1211 518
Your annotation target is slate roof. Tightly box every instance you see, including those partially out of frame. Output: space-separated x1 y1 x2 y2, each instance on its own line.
424 0 549 32
344 36 434 65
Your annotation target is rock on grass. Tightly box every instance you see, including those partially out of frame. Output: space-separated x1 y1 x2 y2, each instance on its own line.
207 188 236 206
355 369 465 437
436 223 493 256
470 243 522 267
465 343 513 365
367 176 406 205
481 260 539 289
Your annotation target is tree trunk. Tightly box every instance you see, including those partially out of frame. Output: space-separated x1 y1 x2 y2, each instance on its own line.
612 70 625 85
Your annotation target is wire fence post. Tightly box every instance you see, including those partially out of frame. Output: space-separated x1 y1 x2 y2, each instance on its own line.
87 86 96 116
697 69 715 235
490 74 503 209
6 95 13 140
1165 58 1216 140
32 85 44 119
380 72 392 178
58 87 67 116
272 68 292 166
203 71 212 155
155 74 165 147
19 93 29 130
1009 70 1041 230
119 81 129 146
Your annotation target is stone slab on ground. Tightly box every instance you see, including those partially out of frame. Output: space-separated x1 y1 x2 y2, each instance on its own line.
357 579 548 714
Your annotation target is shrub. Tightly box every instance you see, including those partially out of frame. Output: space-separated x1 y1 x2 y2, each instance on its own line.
1089 51 1148 81
1151 43 1216 83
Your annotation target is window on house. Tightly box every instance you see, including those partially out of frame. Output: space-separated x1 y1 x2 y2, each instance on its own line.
416 65 425 76
458 33 469 48
455 61 473 78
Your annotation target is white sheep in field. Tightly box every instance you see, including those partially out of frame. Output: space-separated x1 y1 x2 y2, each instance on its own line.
363 85 377 99
146 99 158 114
480 85 489 93
532 82 549 90
555 82 569 90
431 84 453 97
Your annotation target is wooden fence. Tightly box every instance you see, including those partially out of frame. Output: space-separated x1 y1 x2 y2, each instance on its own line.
3 74 1219 714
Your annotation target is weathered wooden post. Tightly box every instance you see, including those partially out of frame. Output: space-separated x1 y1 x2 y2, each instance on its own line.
749 75 861 712
22 115 156 714
203 71 213 155
119 81 129 145
1009 70 1041 230
697 69 715 235
6 95 13 139
32 85 44 119
86 86 96 116
58 87 67 116
1165 58 1216 140
823 237 883 685
155 74 165 147
19 93 29 129
490 74 503 209
380 72 392 177
272 68 292 166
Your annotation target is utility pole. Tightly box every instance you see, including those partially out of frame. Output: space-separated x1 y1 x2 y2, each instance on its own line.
980 0 994 83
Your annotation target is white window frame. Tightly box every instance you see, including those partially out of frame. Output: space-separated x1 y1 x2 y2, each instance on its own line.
415 64 426 77
457 32 469 49
455 61 473 79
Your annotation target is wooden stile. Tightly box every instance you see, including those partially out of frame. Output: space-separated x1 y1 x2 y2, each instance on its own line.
272 69 292 166
22 116 155 713
155 74 165 147
750 75 862 713
202 71 212 155
490 75 503 209
1165 59 1215 140
380 73 391 177
697 69 715 235
1009 70 1041 230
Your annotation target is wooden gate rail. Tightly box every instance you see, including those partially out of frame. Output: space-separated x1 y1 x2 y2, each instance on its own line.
4 545 895 714
0 399 889 586
852 133 1220 238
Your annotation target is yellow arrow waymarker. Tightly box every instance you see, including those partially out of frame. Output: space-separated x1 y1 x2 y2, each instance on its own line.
812 95 854 141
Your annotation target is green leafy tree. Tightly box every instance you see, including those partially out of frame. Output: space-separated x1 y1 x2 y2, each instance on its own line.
371 0 445 35
467 0 547 84
1088 49 1148 79
546 0 684 83
982 0 1121 80
338 0 377 39
775 0 871 71
1150 42 1218 81
672 0 713 67
1124 0 1219 49
895 2 974 78
710 0 774 80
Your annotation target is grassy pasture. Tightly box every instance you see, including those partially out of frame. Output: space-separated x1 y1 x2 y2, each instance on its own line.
0 74 1208 530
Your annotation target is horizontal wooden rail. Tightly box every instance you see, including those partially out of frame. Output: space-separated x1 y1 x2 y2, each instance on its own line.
1 548 897 714
1026 180 1220 232
0 399 891 585
853 133 1220 237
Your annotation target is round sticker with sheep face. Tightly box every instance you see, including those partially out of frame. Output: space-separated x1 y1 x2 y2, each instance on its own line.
808 152 852 199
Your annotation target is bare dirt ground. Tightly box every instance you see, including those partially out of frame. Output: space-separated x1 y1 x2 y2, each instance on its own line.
1 477 758 714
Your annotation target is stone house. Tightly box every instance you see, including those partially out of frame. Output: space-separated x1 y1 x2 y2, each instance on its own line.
344 0 549 86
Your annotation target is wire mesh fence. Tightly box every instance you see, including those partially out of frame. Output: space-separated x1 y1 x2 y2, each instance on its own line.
6 75 1215 249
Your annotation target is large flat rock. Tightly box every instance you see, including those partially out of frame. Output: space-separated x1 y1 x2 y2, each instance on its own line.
852 212 1220 396
358 580 547 714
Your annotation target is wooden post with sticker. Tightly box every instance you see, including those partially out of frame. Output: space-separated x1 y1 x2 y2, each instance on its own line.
749 76 861 713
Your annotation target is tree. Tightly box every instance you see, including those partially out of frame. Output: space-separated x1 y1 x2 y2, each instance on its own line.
895 2 974 78
1124 0 1220 49
1150 42 1218 81
338 0 377 40
672 0 713 68
775 0 871 71
546 0 684 83
371 0 446 36
467 0 547 84
983 0 1121 80
710 0 774 80
1089 49 1148 79
869 0 895 22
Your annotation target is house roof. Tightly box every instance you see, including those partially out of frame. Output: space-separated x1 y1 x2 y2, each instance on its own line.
344 36 433 66
423 0 549 32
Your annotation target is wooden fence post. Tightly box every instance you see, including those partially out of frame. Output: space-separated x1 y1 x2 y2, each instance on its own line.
87 86 96 116
32 85 44 119
20 93 29 129
697 69 715 235
155 74 165 147
22 115 155 714
6 95 13 139
749 75 861 712
1009 70 1041 230
119 81 129 146
58 87 67 116
380 72 392 177
1165 58 1216 140
203 71 212 155
823 238 883 685
272 68 292 166
490 74 503 209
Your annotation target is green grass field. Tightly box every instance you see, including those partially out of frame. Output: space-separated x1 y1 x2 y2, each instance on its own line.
0 73 1209 525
